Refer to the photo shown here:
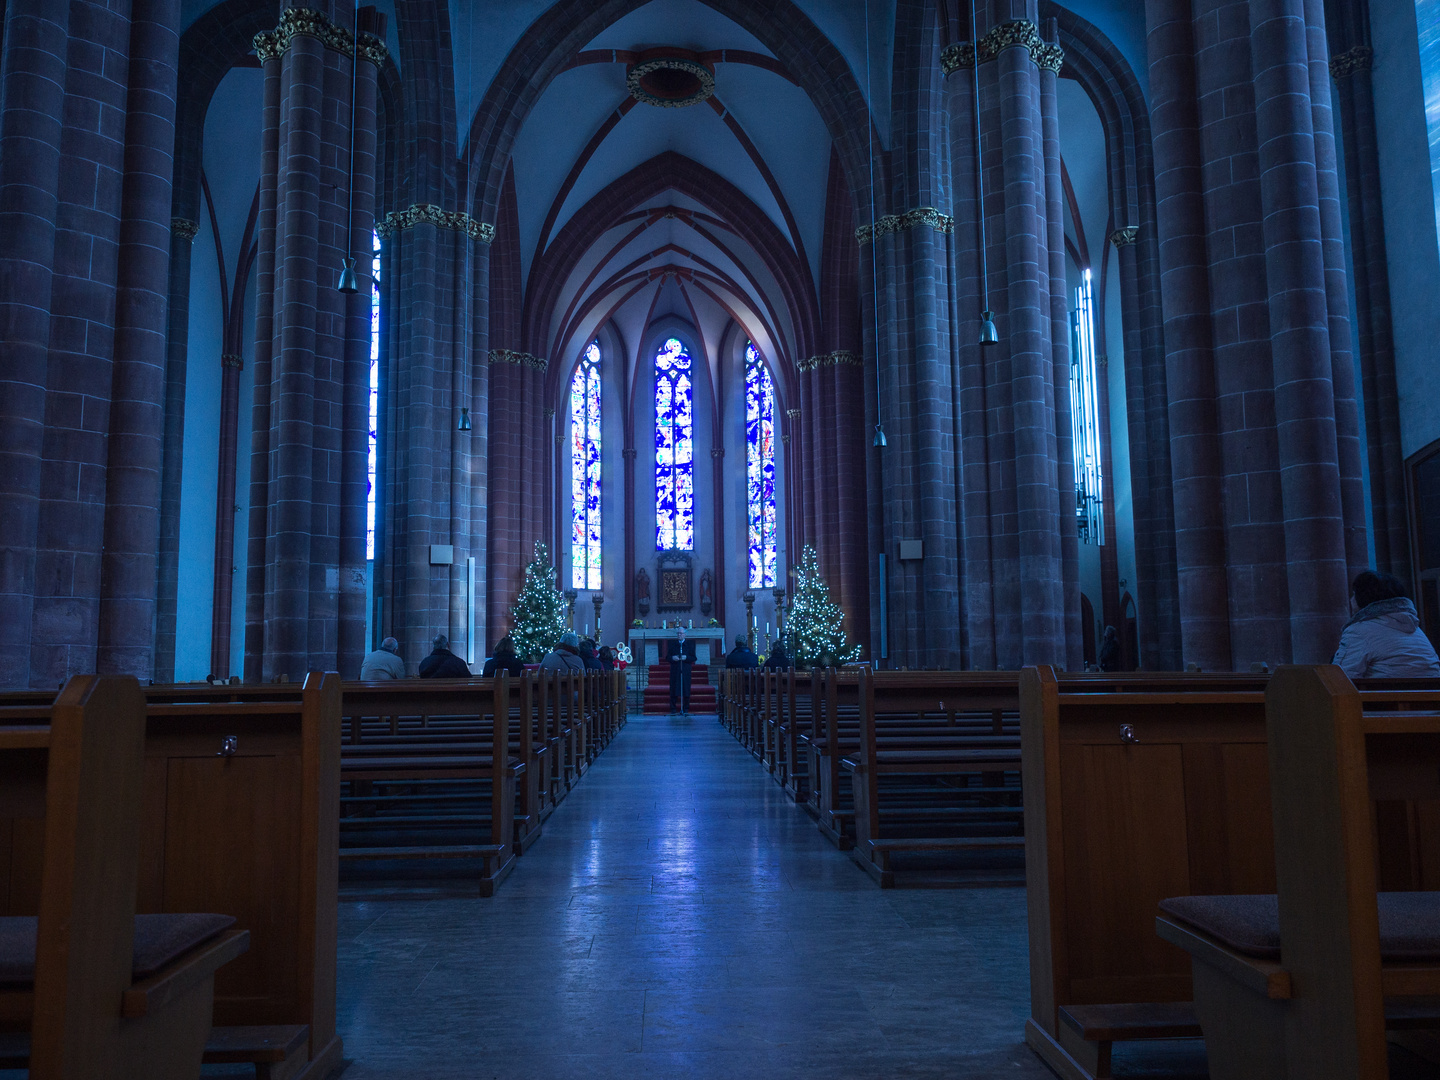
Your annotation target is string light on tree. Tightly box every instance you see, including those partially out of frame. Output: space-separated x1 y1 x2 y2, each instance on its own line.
784 544 862 667
509 542 570 661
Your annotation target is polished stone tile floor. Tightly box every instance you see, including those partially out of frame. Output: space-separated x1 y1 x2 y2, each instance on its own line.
319 712 1215 1080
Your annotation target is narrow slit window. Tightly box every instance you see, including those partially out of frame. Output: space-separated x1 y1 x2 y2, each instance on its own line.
570 341 602 590
1070 268 1104 545
367 229 380 561
746 342 777 587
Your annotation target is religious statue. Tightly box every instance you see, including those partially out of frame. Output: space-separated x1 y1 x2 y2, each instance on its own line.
699 569 713 616
635 567 651 616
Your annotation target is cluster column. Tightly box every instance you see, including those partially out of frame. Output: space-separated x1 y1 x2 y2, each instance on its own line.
946 13 1081 670
1325 0 1409 579
0 0 183 688
243 7 382 680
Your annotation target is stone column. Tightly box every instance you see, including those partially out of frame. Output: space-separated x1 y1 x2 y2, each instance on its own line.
946 12 1078 669
486 355 523 639
0 1 71 687
245 8 381 679
1143 0 1233 669
862 209 963 668
154 216 197 682
1039 18 1083 669
1326 0 1408 578
1145 0 1359 667
1250 0 1351 660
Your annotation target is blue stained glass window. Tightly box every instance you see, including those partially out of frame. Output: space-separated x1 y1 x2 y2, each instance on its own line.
654 337 694 551
745 343 777 587
571 341 602 590
367 229 380 561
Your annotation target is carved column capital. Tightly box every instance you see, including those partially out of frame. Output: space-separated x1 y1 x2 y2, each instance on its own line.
1329 45 1373 79
377 203 496 244
941 22 1062 75
171 218 199 241
1109 226 1139 247
856 207 954 245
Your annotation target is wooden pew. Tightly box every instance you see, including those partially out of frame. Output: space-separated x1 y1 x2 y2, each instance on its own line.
1157 666 1440 1080
842 667 1023 886
1020 665 1273 1078
0 676 249 1079
1020 665 1439 1079
338 675 519 894
340 675 542 855
0 673 342 1080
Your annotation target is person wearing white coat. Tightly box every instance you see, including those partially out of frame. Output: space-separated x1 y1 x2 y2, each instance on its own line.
1333 571 1440 679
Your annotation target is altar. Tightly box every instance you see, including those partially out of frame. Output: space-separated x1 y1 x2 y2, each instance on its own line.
628 627 723 667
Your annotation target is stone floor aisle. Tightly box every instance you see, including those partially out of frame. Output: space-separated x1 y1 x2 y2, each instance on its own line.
327 713 1184 1079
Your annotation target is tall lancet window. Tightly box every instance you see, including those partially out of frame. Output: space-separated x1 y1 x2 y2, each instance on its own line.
570 341 602 590
1070 268 1104 545
745 343 777 587
367 229 380 560
654 337 694 550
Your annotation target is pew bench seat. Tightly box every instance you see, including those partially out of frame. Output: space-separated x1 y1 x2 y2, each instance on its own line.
1157 892 1440 999
0 1021 309 1079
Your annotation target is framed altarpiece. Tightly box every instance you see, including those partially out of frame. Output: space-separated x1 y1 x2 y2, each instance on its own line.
656 550 693 611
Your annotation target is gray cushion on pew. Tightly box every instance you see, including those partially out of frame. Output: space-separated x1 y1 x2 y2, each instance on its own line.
0 912 236 984
1160 892 1440 961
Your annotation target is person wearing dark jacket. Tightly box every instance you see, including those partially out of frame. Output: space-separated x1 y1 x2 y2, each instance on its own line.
481 635 525 678
664 629 696 713
726 636 758 669
579 638 604 671
597 646 617 671
419 634 471 678
763 640 792 670
1098 626 1120 672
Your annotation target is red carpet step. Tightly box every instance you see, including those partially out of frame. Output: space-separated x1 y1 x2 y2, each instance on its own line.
642 663 717 713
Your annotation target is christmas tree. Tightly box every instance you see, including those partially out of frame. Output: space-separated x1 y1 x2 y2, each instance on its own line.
509 542 570 661
785 544 862 667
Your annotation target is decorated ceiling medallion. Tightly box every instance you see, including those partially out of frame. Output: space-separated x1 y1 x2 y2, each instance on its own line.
626 49 715 108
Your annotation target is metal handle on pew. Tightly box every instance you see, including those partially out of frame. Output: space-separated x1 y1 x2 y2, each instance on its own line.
1119 724 1138 745
218 735 238 757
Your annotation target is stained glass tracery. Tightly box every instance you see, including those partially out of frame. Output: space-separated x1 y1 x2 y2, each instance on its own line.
654 337 694 551
745 343 777 587
367 229 380 561
570 341 602 590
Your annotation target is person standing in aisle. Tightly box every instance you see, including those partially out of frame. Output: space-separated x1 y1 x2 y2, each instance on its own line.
664 628 696 714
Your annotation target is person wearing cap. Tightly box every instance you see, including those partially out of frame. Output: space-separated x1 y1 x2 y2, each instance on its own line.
664 627 696 713
418 633 471 678
541 632 586 672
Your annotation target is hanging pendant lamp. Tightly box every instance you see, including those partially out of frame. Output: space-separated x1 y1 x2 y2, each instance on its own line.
971 4 997 347
337 2 360 293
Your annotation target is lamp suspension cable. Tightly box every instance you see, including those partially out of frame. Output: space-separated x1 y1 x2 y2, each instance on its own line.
336 0 360 292
864 0 887 448
971 0 997 345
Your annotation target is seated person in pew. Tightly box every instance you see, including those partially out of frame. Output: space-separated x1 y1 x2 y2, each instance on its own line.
764 639 792 670
359 636 405 680
541 632 586 672
726 635 758 668
580 638 604 671
482 635 526 678
597 645 617 671
1333 570 1440 678
419 633 472 678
